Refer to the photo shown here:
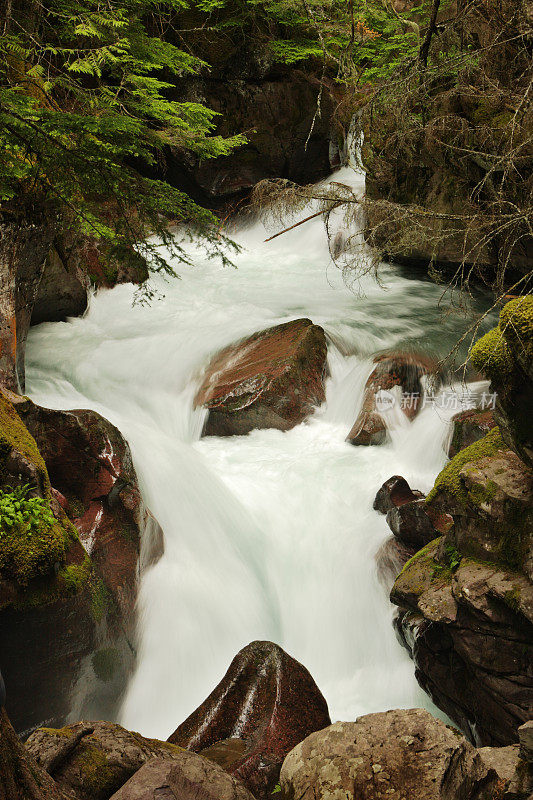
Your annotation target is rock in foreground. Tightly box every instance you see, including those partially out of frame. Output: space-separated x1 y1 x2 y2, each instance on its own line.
280 708 533 800
27 720 186 800
109 753 255 800
168 640 331 799
195 319 327 437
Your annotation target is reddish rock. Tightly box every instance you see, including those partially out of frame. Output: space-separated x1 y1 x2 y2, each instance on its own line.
0 395 164 733
347 353 436 446
374 475 425 513
168 640 331 799
448 408 496 458
195 319 327 437
375 536 414 590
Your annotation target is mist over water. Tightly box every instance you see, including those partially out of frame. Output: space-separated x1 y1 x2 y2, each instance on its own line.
26 165 492 738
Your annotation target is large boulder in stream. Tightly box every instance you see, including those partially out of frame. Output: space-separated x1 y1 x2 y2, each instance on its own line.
391 428 533 746
195 319 328 437
279 708 533 800
0 390 163 733
346 352 435 446
168 640 331 799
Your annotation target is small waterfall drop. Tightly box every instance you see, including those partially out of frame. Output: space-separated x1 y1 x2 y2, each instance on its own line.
25 164 492 738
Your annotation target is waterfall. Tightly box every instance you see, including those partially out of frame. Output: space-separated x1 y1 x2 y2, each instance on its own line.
25 165 492 739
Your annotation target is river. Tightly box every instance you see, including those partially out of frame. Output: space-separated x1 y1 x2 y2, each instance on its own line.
25 164 492 739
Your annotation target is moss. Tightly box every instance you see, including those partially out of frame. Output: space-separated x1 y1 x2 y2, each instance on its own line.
74 744 112 795
427 427 505 505
91 578 112 622
92 647 120 682
470 327 512 384
59 557 92 592
0 392 49 492
503 587 521 612
467 478 499 508
499 295 533 361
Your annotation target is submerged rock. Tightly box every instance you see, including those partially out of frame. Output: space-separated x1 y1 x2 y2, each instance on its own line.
108 753 255 800
347 353 435 446
195 319 327 437
279 708 533 800
168 640 331 799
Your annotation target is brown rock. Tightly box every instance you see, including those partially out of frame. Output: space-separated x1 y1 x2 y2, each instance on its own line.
391 539 533 745
386 499 438 550
108 753 255 800
195 319 327 437
168 640 331 799
279 708 533 800
448 409 497 458
26 720 185 800
347 353 435 446
373 475 425 513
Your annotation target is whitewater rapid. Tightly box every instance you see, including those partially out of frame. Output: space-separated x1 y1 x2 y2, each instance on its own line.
26 166 492 738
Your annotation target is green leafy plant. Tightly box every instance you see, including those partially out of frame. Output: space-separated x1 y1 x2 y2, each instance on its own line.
0 485 68 585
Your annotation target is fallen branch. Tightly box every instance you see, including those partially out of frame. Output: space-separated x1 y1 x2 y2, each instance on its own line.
264 203 342 242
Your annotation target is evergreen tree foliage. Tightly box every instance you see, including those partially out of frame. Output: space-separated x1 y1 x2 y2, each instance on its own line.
0 0 246 280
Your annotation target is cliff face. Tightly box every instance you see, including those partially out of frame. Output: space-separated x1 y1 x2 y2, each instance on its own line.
362 0 533 282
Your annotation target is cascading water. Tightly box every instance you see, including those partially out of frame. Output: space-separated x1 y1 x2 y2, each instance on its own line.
25 164 493 739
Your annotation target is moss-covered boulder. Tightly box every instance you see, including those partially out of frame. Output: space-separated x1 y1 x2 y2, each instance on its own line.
390 424 533 746
26 721 186 800
0 391 163 734
470 296 533 468
195 319 328 437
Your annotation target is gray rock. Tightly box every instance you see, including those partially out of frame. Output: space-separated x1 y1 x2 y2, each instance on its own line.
279 708 533 800
108 754 256 800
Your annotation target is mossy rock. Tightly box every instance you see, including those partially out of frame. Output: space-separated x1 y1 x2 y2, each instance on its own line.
427 427 505 507
0 390 49 493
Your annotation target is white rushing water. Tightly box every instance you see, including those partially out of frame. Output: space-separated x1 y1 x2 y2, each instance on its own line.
26 165 492 739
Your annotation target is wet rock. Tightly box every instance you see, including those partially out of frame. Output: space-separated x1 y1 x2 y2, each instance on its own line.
195 319 327 437
279 708 533 800
27 720 186 800
168 640 331 799
448 408 496 458
373 475 425 513
347 353 435 446
386 499 438 550
391 538 533 745
109 753 255 800
0 392 164 733
375 536 413 590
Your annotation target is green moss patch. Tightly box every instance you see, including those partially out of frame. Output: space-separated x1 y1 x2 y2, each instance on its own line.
0 392 49 491
499 295 533 361
427 427 505 506
470 327 512 384
92 647 121 682
0 486 71 585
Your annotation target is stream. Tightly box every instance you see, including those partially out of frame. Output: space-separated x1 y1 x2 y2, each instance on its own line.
25 165 493 739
